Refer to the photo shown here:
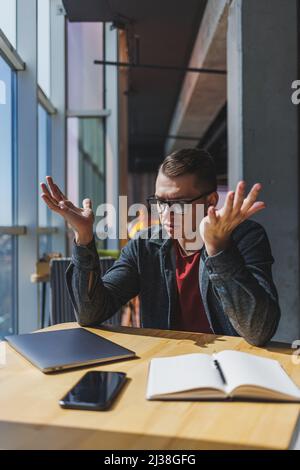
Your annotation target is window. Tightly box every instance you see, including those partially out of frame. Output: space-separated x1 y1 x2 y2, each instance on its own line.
67 21 106 250
67 22 104 112
67 117 105 208
0 0 66 335
37 0 51 97
0 0 17 48
38 103 52 257
0 55 17 339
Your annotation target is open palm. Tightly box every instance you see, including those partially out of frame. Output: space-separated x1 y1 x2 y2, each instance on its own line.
40 176 94 245
200 181 266 255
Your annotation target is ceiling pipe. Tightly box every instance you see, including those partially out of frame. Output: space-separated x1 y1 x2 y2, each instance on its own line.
94 59 227 75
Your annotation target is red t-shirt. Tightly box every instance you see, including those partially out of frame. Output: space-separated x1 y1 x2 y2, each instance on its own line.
174 240 212 333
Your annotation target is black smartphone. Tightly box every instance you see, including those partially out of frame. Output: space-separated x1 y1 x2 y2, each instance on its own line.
59 371 127 411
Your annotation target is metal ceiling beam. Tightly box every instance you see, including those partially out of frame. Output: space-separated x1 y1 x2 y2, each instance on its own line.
131 133 201 141
95 59 226 75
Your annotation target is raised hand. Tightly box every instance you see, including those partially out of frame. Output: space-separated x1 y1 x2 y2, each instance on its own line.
200 181 266 256
40 176 94 246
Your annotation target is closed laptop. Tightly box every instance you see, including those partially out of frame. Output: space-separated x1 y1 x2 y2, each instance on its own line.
5 327 136 373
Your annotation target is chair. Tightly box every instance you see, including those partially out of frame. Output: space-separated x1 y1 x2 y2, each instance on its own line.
49 257 122 327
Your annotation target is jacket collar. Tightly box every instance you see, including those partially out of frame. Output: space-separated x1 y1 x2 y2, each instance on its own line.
148 223 172 249
148 224 206 259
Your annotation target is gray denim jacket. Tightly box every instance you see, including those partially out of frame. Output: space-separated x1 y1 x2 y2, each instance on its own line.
66 219 281 346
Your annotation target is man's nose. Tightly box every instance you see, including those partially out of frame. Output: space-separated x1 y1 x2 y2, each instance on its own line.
164 207 174 220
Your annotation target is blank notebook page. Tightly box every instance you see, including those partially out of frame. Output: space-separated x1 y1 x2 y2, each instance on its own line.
216 350 300 398
146 353 224 398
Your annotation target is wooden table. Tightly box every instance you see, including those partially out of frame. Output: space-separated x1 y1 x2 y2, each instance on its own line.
0 322 300 450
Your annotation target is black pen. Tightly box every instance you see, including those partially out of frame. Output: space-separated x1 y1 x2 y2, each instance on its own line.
214 359 227 385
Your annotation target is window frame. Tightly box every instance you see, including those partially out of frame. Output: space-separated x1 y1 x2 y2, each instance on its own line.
37 91 58 241
66 18 109 250
0 0 67 334
0 52 19 338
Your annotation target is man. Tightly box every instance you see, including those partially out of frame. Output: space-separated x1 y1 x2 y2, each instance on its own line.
41 148 281 346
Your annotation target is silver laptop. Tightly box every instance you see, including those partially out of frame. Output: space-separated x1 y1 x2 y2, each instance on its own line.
5 327 136 373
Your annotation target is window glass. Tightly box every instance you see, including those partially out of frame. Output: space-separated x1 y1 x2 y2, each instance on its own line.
0 236 15 338
0 56 14 225
0 0 16 47
38 0 51 97
67 22 104 111
0 56 16 338
67 117 105 208
38 104 52 257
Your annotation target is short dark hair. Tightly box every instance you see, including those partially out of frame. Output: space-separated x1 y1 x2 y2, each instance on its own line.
159 148 217 191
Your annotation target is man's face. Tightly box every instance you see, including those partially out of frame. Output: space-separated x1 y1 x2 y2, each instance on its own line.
155 171 218 240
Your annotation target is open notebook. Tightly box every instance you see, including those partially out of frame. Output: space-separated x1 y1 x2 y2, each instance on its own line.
146 350 300 402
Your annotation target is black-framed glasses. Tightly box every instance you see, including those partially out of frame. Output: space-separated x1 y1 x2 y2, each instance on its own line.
146 189 215 215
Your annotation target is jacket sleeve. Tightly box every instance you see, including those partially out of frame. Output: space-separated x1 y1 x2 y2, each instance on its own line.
65 237 140 327
202 222 281 346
